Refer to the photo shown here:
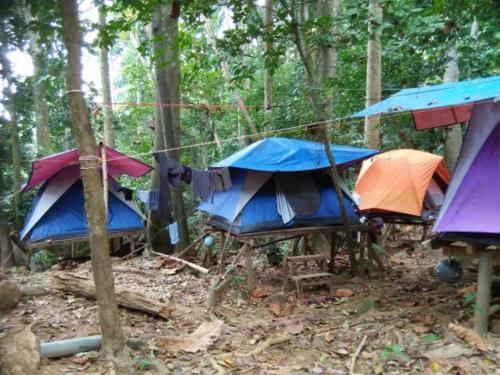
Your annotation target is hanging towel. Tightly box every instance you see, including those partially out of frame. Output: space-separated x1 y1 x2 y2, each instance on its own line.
148 189 160 210
137 190 150 205
168 222 179 245
153 152 172 221
276 180 295 224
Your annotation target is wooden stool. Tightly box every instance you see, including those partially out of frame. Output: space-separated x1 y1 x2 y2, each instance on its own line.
282 253 335 303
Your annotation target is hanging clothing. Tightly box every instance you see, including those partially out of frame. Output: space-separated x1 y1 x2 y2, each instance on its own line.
213 168 232 192
148 189 160 210
192 169 214 202
168 222 180 245
276 180 295 224
137 190 150 205
153 152 172 221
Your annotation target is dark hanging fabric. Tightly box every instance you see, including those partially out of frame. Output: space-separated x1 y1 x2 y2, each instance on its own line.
181 166 192 185
167 158 186 187
153 152 171 221
212 168 232 191
148 189 160 210
122 187 134 201
192 169 214 202
276 172 320 215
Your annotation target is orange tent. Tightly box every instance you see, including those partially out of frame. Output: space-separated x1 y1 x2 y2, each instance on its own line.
354 149 450 217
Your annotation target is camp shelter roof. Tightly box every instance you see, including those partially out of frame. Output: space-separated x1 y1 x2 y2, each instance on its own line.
213 137 378 172
20 165 145 243
434 101 500 243
351 76 500 130
355 149 450 217
23 145 152 192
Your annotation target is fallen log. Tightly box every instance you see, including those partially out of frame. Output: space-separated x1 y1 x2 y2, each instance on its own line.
21 285 51 297
151 251 209 274
53 272 171 319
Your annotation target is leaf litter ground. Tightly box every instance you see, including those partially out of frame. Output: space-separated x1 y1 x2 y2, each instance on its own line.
2 236 500 374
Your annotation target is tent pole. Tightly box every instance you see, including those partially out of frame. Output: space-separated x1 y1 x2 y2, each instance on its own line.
473 246 492 336
321 128 358 274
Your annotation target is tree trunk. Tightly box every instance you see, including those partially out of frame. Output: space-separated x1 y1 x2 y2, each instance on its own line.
59 0 128 365
263 0 273 109
0 34 22 224
443 45 462 171
147 105 172 253
25 3 52 156
204 20 260 140
363 0 382 149
151 2 189 252
0 207 14 269
98 8 115 148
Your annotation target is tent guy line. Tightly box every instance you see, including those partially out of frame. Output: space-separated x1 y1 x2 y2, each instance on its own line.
5 98 489 167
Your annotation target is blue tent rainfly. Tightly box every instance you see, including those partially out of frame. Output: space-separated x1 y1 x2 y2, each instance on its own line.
200 137 378 234
351 75 500 130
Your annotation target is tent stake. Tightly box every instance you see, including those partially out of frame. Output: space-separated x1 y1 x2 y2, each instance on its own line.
473 246 492 336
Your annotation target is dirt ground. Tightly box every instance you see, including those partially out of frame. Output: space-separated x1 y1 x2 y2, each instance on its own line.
2 233 500 375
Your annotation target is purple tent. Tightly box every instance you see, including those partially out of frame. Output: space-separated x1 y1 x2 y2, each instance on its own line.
433 101 500 244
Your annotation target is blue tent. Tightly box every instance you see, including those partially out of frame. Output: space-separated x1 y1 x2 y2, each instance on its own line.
200 137 378 234
20 166 144 244
351 76 500 130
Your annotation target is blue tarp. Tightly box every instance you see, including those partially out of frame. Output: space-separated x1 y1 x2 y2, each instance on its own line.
23 180 144 242
351 76 500 118
214 137 378 172
200 169 359 234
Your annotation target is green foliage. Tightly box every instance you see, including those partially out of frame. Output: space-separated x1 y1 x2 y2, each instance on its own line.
32 249 56 268
381 343 408 361
134 357 153 371
422 333 440 343
232 275 246 286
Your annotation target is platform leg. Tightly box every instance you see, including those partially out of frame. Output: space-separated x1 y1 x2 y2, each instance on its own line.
246 246 254 292
474 249 492 336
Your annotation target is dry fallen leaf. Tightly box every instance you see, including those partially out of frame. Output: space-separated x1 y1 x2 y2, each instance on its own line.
335 288 354 297
448 323 487 351
413 324 431 334
324 332 334 343
413 313 435 326
156 319 224 353
457 285 476 298
268 302 282 316
284 320 304 335
251 287 271 298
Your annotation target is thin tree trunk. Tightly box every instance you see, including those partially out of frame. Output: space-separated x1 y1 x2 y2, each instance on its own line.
98 8 115 148
0 36 22 223
151 2 189 251
0 207 14 269
263 0 273 109
443 45 462 171
25 3 52 156
363 0 382 149
59 0 129 366
204 20 260 140
147 105 171 253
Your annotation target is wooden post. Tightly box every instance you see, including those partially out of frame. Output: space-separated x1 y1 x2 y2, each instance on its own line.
71 242 76 258
217 231 227 275
474 248 492 336
291 237 300 256
246 246 254 292
300 235 308 255
358 232 365 277
130 238 136 254
328 232 337 273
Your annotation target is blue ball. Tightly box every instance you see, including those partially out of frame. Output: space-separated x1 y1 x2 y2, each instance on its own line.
203 235 215 248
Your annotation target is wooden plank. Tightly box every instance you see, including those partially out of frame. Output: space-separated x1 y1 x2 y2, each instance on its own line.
152 251 209 274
